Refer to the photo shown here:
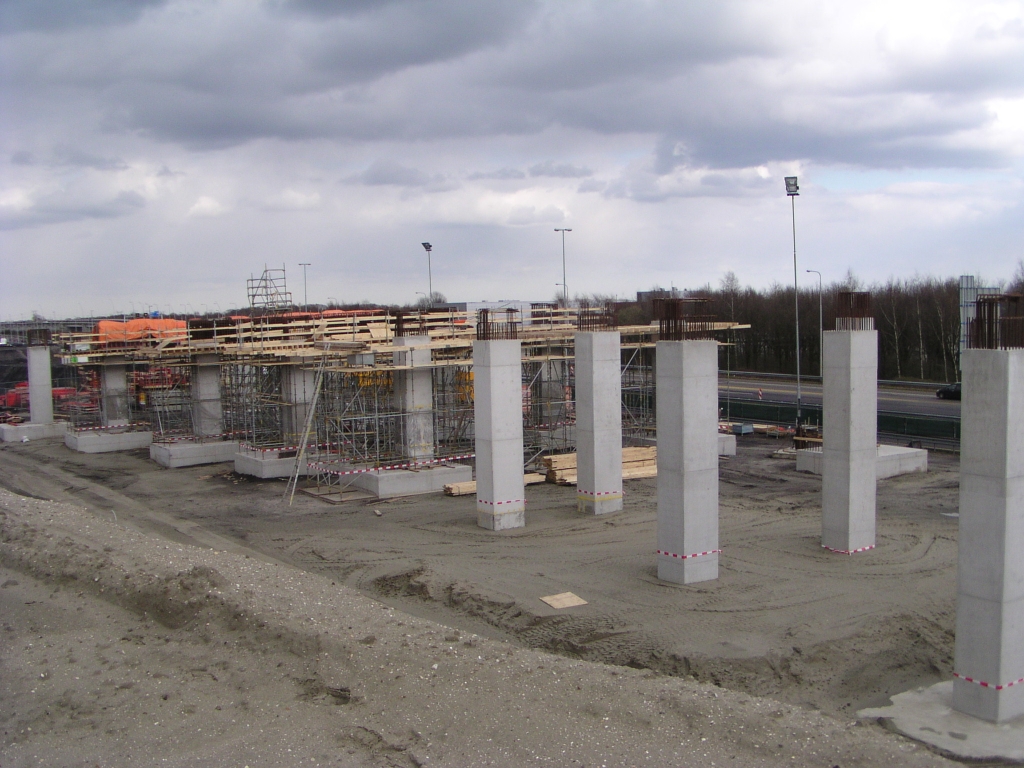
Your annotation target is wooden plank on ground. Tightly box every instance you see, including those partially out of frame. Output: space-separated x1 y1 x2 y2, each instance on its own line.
539 592 588 609
445 473 548 496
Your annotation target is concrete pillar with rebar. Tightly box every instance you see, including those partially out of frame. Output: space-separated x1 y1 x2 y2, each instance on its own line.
953 342 1024 722
191 354 224 439
99 357 130 427
473 339 525 530
655 339 719 584
394 336 434 461
27 344 54 426
822 293 878 554
281 360 316 447
575 331 623 514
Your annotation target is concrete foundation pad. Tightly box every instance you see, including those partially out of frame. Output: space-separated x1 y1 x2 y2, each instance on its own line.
858 681 1024 762
577 495 624 515
477 508 526 531
349 464 472 499
150 441 240 468
65 430 153 453
635 434 736 456
797 444 927 479
0 422 68 442
234 452 309 479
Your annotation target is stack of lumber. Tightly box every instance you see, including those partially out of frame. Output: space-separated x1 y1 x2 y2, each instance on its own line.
444 473 546 496
542 446 658 486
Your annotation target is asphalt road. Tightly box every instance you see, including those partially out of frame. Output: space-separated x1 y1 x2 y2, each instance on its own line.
718 374 961 418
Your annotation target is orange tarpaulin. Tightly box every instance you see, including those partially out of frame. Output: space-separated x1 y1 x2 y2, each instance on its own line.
94 319 187 345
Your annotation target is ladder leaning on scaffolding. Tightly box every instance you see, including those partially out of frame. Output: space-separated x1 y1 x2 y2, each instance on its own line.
285 344 331 505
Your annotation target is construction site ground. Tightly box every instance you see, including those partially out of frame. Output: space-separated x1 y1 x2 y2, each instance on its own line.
0 435 965 766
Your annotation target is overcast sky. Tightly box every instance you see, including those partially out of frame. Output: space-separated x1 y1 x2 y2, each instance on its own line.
2 0 1023 319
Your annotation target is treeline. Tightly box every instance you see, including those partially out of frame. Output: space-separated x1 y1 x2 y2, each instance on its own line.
593 263 1024 383
705 275 962 382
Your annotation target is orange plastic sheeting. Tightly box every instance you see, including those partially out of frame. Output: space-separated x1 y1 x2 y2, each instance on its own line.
94 319 187 345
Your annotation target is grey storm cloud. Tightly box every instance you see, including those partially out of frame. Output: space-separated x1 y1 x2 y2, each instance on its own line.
5 0 1021 172
0 190 144 231
354 159 434 187
0 0 166 33
528 161 592 178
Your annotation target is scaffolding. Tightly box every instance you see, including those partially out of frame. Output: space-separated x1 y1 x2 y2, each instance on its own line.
223 363 285 448
51 299 747 490
143 365 193 440
247 267 293 311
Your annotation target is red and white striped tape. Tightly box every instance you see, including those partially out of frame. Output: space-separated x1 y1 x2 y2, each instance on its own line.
239 441 332 454
657 549 721 560
155 431 244 444
953 672 1024 691
576 489 623 498
310 454 475 477
822 544 875 555
477 499 526 507
72 422 149 433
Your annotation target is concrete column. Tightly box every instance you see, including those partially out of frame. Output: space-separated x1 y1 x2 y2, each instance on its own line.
575 331 623 514
280 360 316 445
99 359 130 427
394 336 434 461
822 330 877 553
953 349 1024 722
656 340 719 584
191 354 224 439
27 345 54 425
474 339 525 530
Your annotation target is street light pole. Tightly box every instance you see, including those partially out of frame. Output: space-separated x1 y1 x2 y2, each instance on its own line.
785 176 801 429
421 243 433 306
298 262 311 308
806 269 823 377
554 228 572 305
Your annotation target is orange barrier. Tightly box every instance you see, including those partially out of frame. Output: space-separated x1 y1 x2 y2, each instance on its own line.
94 319 187 345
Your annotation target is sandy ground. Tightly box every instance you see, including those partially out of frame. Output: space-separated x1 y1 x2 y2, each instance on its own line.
0 436 964 766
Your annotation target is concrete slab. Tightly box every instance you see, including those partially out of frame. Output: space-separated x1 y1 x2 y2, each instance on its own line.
150 440 240 468
349 464 472 499
65 430 152 453
633 433 736 456
797 444 928 479
858 681 1024 762
234 451 309 479
0 422 68 442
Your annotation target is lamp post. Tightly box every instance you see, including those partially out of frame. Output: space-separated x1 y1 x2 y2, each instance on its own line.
298 262 311 309
806 269 823 378
785 176 801 429
554 228 572 305
421 243 433 306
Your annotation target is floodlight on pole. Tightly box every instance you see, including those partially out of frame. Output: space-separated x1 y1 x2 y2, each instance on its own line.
806 269 823 377
298 262 311 308
421 243 433 306
785 176 802 429
554 228 572 305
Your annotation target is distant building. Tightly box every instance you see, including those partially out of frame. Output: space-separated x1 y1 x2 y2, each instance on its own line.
636 288 682 303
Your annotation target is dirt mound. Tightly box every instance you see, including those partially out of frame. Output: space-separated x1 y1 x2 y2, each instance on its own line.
0 488 955 767
372 564 954 714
